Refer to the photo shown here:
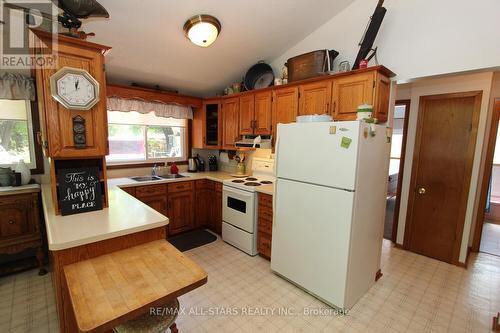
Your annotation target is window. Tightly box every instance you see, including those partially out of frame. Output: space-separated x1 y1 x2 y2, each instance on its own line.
0 99 36 168
106 110 187 164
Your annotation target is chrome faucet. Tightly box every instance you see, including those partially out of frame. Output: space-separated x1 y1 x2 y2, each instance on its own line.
151 163 158 176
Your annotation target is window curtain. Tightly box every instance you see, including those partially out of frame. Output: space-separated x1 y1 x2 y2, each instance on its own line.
106 96 193 119
0 72 35 101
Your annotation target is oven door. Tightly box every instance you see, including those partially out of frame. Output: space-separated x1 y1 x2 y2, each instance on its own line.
222 185 256 233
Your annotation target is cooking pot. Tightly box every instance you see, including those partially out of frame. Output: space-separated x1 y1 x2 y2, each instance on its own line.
244 61 274 91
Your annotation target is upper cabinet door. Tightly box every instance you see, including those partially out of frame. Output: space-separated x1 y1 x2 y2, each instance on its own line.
272 87 299 127
222 97 240 149
298 80 332 116
33 31 110 158
331 72 374 121
373 73 390 123
239 94 255 135
254 91 272 135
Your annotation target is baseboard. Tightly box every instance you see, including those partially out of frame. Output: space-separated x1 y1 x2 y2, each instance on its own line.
394 243 404 249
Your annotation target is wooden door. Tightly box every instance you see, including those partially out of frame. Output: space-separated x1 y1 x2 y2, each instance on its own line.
168 191 194 235
254 91 273 135
272 86 299 140
298 80 332 116
405 91 481 264
222 97 240 149
239 94 255 135
332 72 374 120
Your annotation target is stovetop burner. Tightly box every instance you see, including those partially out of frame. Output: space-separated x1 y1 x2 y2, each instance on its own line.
232 179 245 183
260 180 273 185
245 177 258 181
245 182 261 186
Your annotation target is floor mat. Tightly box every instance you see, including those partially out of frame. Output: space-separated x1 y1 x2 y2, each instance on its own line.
169 229 218 252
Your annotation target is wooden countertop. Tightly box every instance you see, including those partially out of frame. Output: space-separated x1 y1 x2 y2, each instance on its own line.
64 240 207 333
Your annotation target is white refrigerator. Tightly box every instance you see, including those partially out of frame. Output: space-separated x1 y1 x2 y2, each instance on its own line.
271 121 391 309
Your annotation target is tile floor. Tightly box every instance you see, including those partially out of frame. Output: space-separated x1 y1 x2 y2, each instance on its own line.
1 237 499 332
480 222 500 257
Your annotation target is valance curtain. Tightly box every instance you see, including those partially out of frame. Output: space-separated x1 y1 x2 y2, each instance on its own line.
107 96 193 119
0 72 35 101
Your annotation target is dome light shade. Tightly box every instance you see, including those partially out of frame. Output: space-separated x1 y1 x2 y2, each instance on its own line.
183 15 221 47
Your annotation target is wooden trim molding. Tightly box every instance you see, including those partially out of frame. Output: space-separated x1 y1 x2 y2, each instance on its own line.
472 99 500 251
107 84 202 109
391 99 411 243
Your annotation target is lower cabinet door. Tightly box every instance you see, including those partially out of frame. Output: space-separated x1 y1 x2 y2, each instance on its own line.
139 196 167 216
211 190 222 235
168 191 194 235
195 189 211 228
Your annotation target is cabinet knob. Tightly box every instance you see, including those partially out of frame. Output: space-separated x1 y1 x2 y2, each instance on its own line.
8 220 15 224
418 187 426 195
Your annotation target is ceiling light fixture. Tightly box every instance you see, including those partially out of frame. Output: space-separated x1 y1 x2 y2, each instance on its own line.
183 14 221 47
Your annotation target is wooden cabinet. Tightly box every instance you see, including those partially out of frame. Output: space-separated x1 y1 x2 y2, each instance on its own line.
373 73 391 123
135 184 167 216
272 86 299 141
239 94 255 135
222 97 240 149
239 91 273 136
211 182 223 235
33 30 110 158
168 189 194 235
298 80 332 116
331 72 374 121
192 99 222 149
0 192 46 275
257 193 273 259
254 91 273 135
195 180 214 228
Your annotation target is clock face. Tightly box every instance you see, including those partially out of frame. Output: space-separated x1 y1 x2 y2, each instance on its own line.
50 67 100 110
57 73 95 107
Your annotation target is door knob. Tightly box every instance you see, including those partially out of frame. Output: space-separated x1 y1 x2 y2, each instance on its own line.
418 187 426 194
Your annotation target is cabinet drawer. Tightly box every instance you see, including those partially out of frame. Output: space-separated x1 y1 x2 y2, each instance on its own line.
259 193 272 208
195 179 215 190
0 207 29 238
258 232 272 259
168 181 194 193
121 186 136 197
135 184 167 198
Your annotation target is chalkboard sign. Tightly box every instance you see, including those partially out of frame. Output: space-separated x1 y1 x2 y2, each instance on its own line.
57 167 103 216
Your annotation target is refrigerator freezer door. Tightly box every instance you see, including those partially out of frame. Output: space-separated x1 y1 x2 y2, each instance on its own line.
275 121 360 191
270 178 354 308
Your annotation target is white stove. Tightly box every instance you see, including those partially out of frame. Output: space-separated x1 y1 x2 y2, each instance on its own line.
222 157 275 255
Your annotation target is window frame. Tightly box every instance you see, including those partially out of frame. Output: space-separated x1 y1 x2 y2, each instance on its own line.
0 100 42 172
106 120 188 166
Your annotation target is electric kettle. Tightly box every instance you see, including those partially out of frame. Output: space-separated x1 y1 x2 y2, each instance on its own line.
188 157 199 172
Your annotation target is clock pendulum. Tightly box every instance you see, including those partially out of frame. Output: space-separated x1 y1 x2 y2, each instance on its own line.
72 115 86 149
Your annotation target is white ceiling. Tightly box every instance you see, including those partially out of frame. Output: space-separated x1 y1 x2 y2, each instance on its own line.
82 0 354 97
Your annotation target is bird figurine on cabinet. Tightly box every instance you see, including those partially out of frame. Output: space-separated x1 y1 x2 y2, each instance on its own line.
52 0 109 39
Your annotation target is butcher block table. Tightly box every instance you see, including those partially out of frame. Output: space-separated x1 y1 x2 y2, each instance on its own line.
63 240 208 333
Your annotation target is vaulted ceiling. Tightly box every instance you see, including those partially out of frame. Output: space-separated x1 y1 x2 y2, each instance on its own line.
82 0 354 97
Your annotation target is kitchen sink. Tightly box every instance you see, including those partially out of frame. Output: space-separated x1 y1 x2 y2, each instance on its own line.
161 174 188 179
130 175 163 182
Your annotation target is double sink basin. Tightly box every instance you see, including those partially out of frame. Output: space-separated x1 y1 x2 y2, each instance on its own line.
130 174 188 182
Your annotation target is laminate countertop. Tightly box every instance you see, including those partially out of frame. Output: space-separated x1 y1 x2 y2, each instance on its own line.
0 183 40 196
41 171 274 251
110 171 275 195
